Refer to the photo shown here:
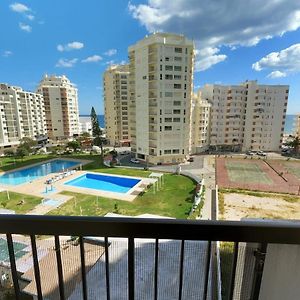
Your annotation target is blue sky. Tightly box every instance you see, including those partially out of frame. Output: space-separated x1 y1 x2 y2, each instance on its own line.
0 0 299 115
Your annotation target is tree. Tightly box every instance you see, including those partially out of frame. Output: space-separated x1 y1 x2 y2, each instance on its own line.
20 137 37 153
90 107 104 160
4 149 15 157
81 132 90 138
287 136 300 154
67 140 81 152
16 146 29 160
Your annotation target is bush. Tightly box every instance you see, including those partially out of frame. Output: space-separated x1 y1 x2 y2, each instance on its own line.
4 149 15 157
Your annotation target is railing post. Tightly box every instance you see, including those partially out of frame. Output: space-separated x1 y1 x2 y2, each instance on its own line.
54 235 65 300
6 234 21 300
104 237 111 300
203 240 212 300
250 243 267 300
128 237 135 299
79 237 88 300
30 235 43 300
178 240 185 300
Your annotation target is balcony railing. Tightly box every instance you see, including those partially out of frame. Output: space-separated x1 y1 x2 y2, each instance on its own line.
1 215 300 300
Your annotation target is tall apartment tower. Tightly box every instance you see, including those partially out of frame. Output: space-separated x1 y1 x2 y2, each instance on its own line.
37 75 80 139
0 83 46 150
190 91 211 154
202 80 289 151
295 114 300 138
128 33 194 164
103 65 131 146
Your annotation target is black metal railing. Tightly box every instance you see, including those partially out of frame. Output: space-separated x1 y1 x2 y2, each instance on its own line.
1 215 300 300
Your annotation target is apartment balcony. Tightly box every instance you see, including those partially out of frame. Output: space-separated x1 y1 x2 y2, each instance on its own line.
1 215 300 300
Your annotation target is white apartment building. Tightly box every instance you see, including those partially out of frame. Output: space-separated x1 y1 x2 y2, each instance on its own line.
0 83 46 150
295 114 300 138
103 65 131 146
201 80 289 151
128 33 194 164
190 91 211 154
37 75 80 139
79 116 92 135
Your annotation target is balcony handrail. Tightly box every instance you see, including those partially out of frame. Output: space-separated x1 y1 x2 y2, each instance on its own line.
0 215 300 244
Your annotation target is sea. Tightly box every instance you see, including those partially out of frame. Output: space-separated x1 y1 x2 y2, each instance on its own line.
285 114 296 135
80 115 105 128
81 114 296 134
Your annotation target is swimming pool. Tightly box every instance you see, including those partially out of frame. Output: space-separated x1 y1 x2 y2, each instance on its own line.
0 238 28 262
0 159 80 185
64 173 141 193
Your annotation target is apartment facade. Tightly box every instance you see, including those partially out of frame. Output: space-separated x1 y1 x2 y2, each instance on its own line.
201 80 288 151
128 33 194 164
0 84 46 150
295 114 300 138
37 75 80 139
190 91 211 154
103 65 131 146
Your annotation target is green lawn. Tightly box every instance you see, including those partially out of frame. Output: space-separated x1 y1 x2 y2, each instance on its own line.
0 191 42 213
49 173 195 219
226 161 272 185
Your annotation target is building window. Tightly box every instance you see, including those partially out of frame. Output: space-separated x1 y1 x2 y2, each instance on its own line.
164 126 172 131
174 66 182 71
173 109 181 114
165 74 173 80
173 149 180 154
174 75 181 80
173 118 180 122
174 101 181 106
164 149 172 154
165 92 173 97
174 84 181 89
165 118 172 122
175 47 182 53
165 65 173 71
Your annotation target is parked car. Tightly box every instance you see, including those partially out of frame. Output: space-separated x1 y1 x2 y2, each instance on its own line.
246 150 254 155
187 157 194 162
130 158 140 164
256 151 267 156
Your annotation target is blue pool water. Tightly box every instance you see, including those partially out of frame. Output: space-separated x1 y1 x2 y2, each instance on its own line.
64 173 140 193
0 159 79 185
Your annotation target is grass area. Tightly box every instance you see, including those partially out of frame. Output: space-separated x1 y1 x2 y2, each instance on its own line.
219 188 300 203
218 192 225 218
0 191 42 213
225 161 272 185
49 173 195 219
0 154 56 172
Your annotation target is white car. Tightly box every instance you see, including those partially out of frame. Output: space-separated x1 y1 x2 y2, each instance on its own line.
130 158 140 164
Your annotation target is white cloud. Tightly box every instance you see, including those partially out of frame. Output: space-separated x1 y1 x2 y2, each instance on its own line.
26 14 35 21
57 41 84 52
252 43 300 76
10 2 30 13
82 55 102 63
19 23 31 32
55 58 78 68
2 51 13 57
195 47 227 71
129 0 300 71
267 71 287 78
104 49 117 56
